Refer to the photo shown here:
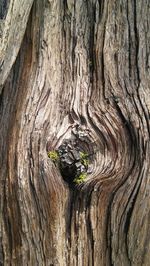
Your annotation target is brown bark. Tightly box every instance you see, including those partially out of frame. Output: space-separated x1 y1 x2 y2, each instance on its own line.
0 0 150 265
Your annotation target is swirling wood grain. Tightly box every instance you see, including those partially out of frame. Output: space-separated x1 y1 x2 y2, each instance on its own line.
0 0 149 265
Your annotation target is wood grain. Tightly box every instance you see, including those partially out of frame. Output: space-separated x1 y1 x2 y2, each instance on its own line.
0 0 150 265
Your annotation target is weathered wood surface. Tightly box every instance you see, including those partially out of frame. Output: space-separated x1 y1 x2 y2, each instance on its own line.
0 0 150 265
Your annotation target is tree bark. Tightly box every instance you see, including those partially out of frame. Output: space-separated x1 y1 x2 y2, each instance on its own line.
0 0 150 265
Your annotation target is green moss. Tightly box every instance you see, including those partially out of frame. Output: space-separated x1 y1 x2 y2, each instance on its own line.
73 173 87 184
82 158 89 167
80 151 89 167
79 151 88 159
47 151 59 161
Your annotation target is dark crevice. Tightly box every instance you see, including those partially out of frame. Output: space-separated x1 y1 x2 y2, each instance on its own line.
127 0 132 79
0 0 9 19
106 196 114 266
133 0 140 85
98 0 108 101
98 0 105 21
124 169 144 261
0 86 4 121
87 2 95 83
85 192 95 266
66 190 78 265
71 1 76 81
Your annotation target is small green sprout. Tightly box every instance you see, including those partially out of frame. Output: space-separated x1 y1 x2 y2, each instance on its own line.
47 151 59 161
73 173 87 184
80 151 89 167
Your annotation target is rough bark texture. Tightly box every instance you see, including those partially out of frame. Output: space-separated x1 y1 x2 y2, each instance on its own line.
0 0 150 265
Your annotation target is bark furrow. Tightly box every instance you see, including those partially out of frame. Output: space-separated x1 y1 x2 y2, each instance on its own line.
0 0 150 265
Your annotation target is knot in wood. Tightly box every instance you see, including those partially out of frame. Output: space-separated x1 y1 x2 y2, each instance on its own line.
57 139 89 185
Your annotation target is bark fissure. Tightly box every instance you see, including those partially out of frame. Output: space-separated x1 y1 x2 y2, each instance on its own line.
0 0 150 265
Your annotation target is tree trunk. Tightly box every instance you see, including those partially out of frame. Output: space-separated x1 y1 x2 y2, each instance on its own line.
0 0 150 265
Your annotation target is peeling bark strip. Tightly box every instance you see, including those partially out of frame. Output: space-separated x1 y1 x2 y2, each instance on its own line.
0 0 34 90
0 0 150 265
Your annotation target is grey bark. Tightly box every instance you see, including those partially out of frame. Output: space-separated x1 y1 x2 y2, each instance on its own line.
0 0 150 265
